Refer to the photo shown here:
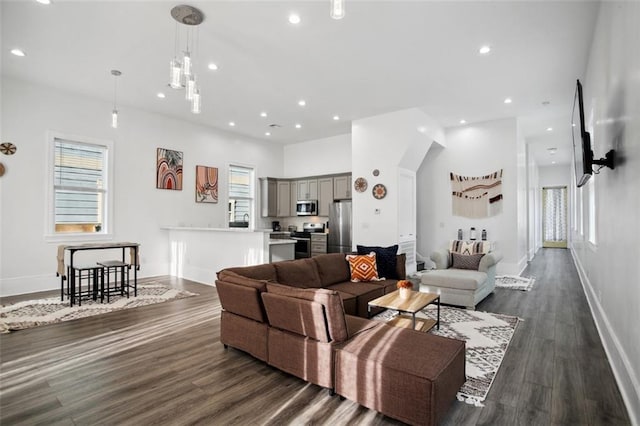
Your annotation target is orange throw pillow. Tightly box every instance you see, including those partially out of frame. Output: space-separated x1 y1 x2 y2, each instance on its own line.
346 252 381 282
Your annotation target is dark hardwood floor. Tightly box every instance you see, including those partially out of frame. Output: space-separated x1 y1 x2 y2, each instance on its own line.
0 249 630 425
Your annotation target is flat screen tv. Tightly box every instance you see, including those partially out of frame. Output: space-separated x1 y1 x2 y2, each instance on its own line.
572 79 615 188
572 79 592 187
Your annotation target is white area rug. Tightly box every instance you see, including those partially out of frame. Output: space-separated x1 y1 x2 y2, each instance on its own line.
0 283 198 334
374 305 520 406
495 275 535 291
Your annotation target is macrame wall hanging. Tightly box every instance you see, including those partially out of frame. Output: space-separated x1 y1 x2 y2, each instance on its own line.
451 169 503 218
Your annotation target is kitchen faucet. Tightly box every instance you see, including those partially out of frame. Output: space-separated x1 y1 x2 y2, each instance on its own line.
243 213 249 223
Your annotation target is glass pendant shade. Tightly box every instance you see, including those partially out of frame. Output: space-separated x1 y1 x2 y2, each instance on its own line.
331 0 345 19
169 59 182 89
186 76 196 100
191 90 201 114
111 109 118 128
182 51 192 77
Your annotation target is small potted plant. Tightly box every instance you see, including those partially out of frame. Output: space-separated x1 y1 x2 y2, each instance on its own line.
397 280 413 299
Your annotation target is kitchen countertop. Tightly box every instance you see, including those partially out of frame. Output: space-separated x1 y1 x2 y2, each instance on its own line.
269 239 296 245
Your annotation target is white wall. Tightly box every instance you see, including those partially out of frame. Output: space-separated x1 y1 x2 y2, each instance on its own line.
0 77 283 296
417 117 525 274
283 133 352 178
526 144 540 259
539 164 571 187
570 2 640 423
352 108 442 248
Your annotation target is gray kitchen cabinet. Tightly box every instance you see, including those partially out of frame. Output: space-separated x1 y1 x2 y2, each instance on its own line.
297 179 318 201
310 233 327 256
290 180 298 216
333 174 352 200
276 180 290 217
260 178 278 217
318 177 333 217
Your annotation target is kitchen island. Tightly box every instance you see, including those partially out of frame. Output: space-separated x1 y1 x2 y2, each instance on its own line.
161 227 293 285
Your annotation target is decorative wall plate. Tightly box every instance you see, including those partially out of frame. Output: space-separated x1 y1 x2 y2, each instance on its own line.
0 163 5 177
354 177 368 192
0 142 17 155
372 183 387 199
372 169 380 177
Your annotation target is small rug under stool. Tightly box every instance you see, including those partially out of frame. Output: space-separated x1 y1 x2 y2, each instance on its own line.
495 275 535 291
0 282 198 333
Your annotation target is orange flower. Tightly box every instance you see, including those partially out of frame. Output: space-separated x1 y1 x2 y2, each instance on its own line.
396 280 412 289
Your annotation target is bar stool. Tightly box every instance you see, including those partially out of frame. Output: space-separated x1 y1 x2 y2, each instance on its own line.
69 264 104 306
97 260 130 302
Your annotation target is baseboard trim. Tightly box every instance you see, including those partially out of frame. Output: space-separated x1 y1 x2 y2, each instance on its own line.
570 247 639 425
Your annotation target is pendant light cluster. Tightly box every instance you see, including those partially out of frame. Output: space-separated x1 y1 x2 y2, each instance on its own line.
169 5 204 114
111 70 121 128
331 0 345 19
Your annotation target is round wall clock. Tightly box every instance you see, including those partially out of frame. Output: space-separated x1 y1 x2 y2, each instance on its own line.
372 183 387 199
354 177 368 192
0 142 17 155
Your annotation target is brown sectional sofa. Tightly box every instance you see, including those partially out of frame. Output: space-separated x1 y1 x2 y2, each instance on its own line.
215 253 466 426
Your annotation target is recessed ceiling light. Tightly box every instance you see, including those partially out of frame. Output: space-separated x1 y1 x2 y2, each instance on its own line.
260 112 268 118
460 119 467 124
229 121 236 127
333 115 340 121
265 132 271 136
479 45 491 55
546 127 553 132
157 92 166 99
36 0 51 4
10 48 25 57
552 161 556 164
288 14 301 24
547 147 558 155
208 63 218 71
298 99 306 107
504 98 512 104
295 123 302 129
542 100 551 106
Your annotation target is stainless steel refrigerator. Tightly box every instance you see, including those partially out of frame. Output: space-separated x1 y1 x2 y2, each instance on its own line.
328 200 352 253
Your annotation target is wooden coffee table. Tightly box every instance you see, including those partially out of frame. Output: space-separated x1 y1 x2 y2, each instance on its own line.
368 290 440 332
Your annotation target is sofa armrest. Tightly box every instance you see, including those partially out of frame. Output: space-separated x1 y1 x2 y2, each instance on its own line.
430 249 450 270
479 250 503 272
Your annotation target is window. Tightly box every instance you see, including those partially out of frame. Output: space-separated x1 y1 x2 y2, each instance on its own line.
46 132 113 240
228 164 254 228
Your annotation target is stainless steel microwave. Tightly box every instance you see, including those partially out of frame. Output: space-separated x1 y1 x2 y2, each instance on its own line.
296 200 318 216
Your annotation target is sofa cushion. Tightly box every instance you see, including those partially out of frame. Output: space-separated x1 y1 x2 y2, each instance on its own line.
420 269 488 291
449 240 491 255
357 245 399 279
346 253 381 282
221 263 277 282
217 270 268 292
215 271 268 322
451 252 484 270
326 281 385 317
333 290 357 316
312 253 351 286
266 283 349 342
262 293 329 342
274 258 322 288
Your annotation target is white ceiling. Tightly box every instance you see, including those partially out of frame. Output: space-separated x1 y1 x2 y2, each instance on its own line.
1 1 599 166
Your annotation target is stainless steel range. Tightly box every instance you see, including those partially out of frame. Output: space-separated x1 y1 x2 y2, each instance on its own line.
291 222 325 259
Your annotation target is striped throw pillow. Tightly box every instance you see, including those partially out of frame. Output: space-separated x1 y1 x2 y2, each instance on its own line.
346 252 382 282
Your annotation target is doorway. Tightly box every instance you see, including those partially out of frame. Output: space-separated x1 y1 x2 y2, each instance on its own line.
542 186 567 248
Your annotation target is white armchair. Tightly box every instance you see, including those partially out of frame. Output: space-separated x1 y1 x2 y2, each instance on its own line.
419 247 503 310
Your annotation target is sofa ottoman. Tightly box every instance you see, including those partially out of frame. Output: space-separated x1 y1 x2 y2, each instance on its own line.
334 324 466 426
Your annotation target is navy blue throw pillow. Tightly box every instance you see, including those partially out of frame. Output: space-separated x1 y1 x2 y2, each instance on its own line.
356 245 398 279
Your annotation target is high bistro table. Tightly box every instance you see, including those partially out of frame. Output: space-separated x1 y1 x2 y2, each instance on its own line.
60 242 140 306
